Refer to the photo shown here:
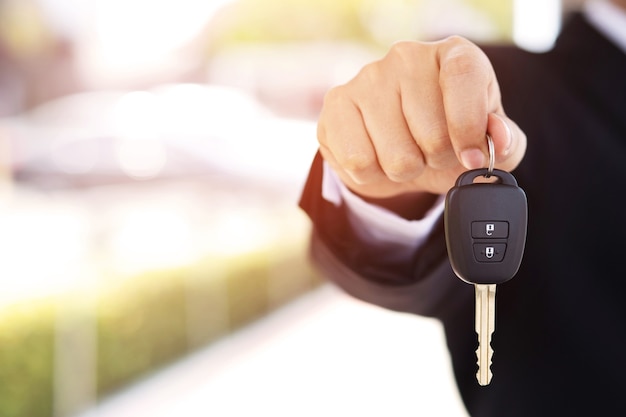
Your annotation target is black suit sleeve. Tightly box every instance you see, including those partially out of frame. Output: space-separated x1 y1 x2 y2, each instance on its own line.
299 151 472 318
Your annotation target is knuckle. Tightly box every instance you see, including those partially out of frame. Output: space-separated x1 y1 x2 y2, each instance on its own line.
422 138 451 159
439 38 489 79
341 152 375 180
417 126 456 169
388 41 418 60
386 41 424 73
419 125 451 154
425 149 456 170
441 53 482 79
356 60 385 87
322 85 347 107
423 142 455 170
383 154 422 181
443 34 472 47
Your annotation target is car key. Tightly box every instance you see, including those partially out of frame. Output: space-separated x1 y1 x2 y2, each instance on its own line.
444 161 527 386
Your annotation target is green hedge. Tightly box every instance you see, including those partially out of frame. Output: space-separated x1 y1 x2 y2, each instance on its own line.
0 247 321 417
0 300 56 417
96 269 189 396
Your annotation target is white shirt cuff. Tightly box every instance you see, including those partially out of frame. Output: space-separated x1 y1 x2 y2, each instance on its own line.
322 161 444 254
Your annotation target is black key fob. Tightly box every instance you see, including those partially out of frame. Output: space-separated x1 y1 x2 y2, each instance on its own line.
444 168 528 285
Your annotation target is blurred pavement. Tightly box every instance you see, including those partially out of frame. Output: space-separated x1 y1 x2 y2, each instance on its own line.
77 284 469 417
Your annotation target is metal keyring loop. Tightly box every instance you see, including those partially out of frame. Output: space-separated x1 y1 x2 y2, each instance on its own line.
486 134 495 178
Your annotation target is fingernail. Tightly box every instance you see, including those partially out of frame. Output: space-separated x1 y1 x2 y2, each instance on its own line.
460 148 485 170
492 113 513 153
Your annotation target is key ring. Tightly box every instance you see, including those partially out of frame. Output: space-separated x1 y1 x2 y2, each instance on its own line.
485 134 495 178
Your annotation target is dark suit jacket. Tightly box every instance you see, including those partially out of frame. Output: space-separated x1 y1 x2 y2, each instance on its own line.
299 13 626 417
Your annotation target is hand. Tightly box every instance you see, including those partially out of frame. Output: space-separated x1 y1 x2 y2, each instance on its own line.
318 36 527 200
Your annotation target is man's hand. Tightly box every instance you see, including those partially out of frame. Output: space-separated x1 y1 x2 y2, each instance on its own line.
318 36 527 201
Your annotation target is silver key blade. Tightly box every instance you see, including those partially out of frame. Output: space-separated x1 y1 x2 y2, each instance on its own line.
475 284 496 386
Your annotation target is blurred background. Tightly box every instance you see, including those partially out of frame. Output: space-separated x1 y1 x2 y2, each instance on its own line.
0 0 579 416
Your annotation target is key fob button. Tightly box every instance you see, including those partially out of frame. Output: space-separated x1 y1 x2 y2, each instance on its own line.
471 221 509 239
473 243 506 262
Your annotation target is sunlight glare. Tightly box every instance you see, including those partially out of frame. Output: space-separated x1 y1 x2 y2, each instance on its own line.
513 0 561 52
94 0 234 67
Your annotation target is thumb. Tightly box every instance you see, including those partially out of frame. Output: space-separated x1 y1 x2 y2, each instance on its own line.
487 112 527 171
